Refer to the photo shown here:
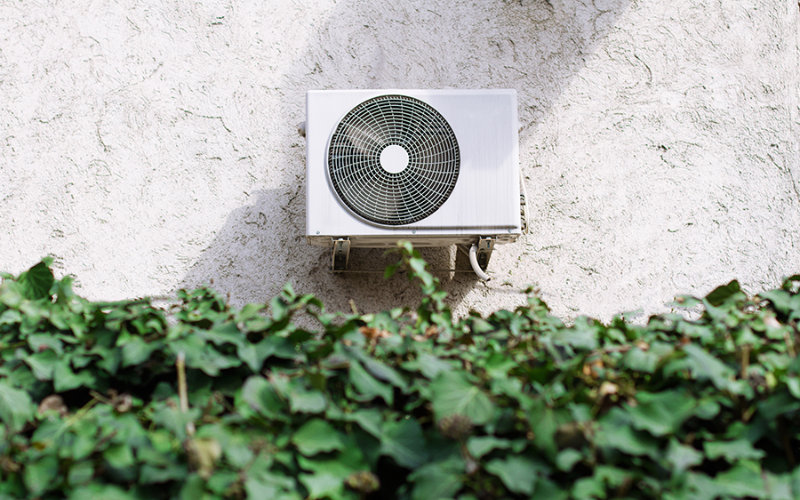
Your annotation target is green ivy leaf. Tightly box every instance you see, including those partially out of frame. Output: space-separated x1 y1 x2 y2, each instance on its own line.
170 335 241 376
665 438 703 472
713 460 765 498
571 476 605 499
682 344 736 391
178 474 206 500
759 289 792 315
293 419 345 456
0 381 36 432
595 466 632 489
623 346 660 373
404 352 453 380
299 471 345 499
289 386 327 414
430 371 494 426
23 454 59 496
556 448 583 472
53 359 97 392
484 351 518 378
24 349 58 380
348 359 393 405
763 472 794 500
527 398 558 459
69 420 100 460
297 441 368 478
408 457 464 500
148 404 201 442
596 408 660 458
628 389 696 436
68 484 141 500
120 336 159 367
241 376 287 419
787 377 800 399
466 436 512 459
359 356 407 389
552 320 599 350
200 321 246 348
244 476 282 500
534 477 569 500
485 456 542 495
0 308 22 326
67 461 95 486
344 409 383 439
27 333 64 355
104 443 136 469
237 338 279 372
17 259 55 300
692 397 721 420
380 419 427 469
207 470 239 495
204 426 253 469
705 280 744 307
704 439 765 462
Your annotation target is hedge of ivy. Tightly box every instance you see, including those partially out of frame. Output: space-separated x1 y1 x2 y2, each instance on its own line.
1 244 800 499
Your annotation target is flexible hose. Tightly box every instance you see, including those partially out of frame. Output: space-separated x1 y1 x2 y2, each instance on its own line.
469 243 491 281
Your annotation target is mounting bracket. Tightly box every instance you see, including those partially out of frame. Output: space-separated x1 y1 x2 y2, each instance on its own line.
331 238 351 271
476 236 494 271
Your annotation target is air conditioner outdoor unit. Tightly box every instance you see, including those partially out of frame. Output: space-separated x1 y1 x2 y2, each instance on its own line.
305 89 523 278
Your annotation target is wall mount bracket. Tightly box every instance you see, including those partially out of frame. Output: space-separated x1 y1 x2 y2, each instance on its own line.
331 238 351 271
476 236 494 270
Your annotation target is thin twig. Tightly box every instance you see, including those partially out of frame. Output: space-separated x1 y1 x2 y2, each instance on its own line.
588 344 634 358
740 344 750 379
0 341 26 352
177 352 195 436
785 332 796 358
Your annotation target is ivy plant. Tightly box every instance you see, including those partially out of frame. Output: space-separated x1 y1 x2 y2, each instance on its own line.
0 248 799 499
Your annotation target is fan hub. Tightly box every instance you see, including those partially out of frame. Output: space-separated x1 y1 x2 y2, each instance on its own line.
379 145 409 174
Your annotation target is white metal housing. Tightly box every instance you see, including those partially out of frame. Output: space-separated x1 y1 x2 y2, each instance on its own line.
306 89 521 248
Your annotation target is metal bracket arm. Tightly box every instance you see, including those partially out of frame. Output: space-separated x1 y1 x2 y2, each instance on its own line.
331 238 351 271
476 236 494 271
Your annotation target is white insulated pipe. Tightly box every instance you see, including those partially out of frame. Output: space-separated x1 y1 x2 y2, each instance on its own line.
469 243 491 281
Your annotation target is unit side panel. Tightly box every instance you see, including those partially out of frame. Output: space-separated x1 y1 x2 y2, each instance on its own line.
429 93 520 228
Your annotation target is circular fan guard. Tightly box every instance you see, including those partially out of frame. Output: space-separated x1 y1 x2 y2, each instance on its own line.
327 95 460 226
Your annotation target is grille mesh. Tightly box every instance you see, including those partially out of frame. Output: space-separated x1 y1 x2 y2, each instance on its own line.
327 95 460 226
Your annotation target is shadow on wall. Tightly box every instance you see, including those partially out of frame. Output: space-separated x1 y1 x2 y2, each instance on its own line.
180 188 472 311
181 0 631 312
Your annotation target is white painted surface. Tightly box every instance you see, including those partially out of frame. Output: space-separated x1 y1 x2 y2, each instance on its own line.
379 145 409 174
1 0 798 321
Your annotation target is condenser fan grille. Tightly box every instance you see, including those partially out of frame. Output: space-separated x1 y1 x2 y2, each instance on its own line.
327 95 460 226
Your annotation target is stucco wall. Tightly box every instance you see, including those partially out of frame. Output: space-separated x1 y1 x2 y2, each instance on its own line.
2 0 799 321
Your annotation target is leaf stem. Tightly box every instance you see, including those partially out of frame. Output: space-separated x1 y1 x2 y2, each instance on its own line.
177 351 195 436
740 344 750 379
0 341 26 352
784 332 796 358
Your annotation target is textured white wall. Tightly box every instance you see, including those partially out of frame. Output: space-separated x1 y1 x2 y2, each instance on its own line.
1 0 799 321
